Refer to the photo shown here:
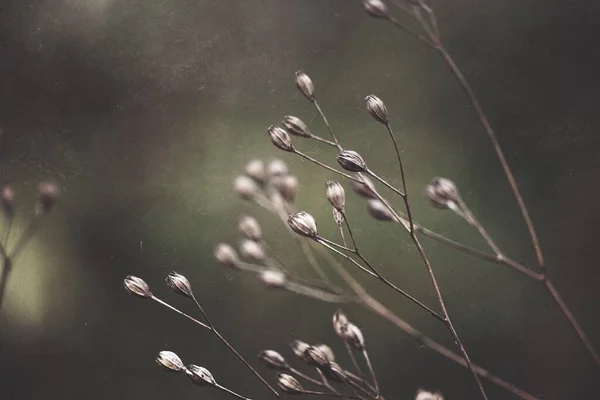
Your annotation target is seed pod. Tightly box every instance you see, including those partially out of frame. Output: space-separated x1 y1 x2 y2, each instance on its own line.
416 390 444 400
268 125 294 152
287 211 318 238
185 365 216 387
234 175 259 200
277 373 304 394
273 174 298 203
156 351 185 372
363 0 390 19
332 207 344 227
291 340 311 361
350 175 378 199
0 186 15 217
283 116 311 138
323 361 347 383
367 199 397 222
214 243 239 268
425 177 461 210
294 70 315 102
123 275 152 298
258 350 289 369
245 159 266 185
315 344 335 363
36 181 59 214
325 180 345 212
266 159 289 178
337 150 367 172
260 269 287 288
343 323 365 351
333 310 349 337
304 345 329 368
165 272 194 298
238 215 262 241
239 239 266 263
365 94 389 125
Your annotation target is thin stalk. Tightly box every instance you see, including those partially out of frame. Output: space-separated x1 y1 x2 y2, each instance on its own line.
149 295 210 330
345 341 364 381
313 100 342 151
384 123 414 232
294 150 361 183
2 216 13 248
365 169 405 197
289 366 325 386
8 216 43 261
0 256 12 317
309 134 338 147
215 383 253 400
361 349 379 397
387 15 437 48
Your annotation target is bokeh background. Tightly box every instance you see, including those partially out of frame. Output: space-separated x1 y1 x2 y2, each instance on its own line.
1 0 599 399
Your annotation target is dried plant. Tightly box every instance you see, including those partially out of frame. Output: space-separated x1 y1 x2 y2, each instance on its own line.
0 182 59 315
125 1 597 399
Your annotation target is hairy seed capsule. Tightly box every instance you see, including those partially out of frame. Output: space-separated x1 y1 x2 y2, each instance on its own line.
240 239 266 263
315 344 335 363
350 175 378 199
234 175 259 200
277 373 305 394
185 365 216 387
416 390 444 400
294 70 315 102
425 177 461 210
363 0 390 19
245 159 266 185
337 150 367 172
283 116 311 138
36 181 59 214
266 159 289 178
367 199 397 222
343 323 366 351
325 180 345 212
156 351 185 372
365 94 389 125
268 125 294 152
304 346 329 368
324 361 347 383
238 215 262 241
214 243 239 268
332 207 344 227
273 175 298 203
258 350 289 369
124 275 152 298
0 186 15 217
165 272 194 298
291 340 311 361
333 310 349 337
288 211 318 238
260 269 287 288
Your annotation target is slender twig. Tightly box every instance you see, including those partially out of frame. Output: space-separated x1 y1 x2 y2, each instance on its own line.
309 134 338 147
313 100 342 151
384 123 414 232
361 349 379 398
365 169 405 197
290 367 326 386
294 150 362 183
150 295 210 330
215 383 253 400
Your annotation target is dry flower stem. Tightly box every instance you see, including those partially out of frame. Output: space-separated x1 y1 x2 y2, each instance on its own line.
215 383 253 400
314 100 343 151
294 150 362 183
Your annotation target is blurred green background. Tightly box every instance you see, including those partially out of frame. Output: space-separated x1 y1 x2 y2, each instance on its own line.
0 0 599 399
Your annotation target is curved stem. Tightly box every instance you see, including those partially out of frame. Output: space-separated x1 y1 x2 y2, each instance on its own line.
384 123 414 232
313 100 342 151
294 150 361 183
366 169 405 197
215 383 253 400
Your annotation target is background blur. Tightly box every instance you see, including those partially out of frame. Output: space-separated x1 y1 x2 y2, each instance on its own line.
0 0 599 399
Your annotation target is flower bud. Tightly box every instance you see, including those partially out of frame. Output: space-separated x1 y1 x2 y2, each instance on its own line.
325 180 345 212
365 94 389 125
266 159 289 177
258 350 289 369
240 239 266 262
363 0 390 19
291 340 311 361
165 272 193 298
287 211 318 238
332 207 344 227
416 390 444 400
277 373 304 394
425 177 461 210
185 365 216 387
294 70 315 102
333 310 349 337
315 344 335 363
36 181 59 214
156 351 185 372
268 125 294 152
245 159 266 185
304 345 329 368
273 174 298 203
0 186 15 217
214 243 239 268
238 215 262 241
234 175 259 200
283 116 311 138
350 175 378 199
124 275 152 298
260 269 287 288
343 323 365 351
337 150 367 172
367 199 397 222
